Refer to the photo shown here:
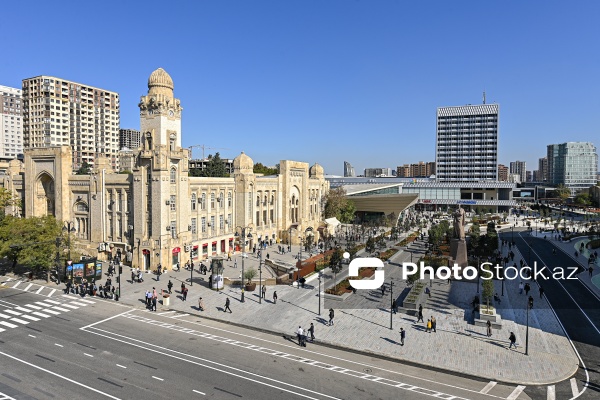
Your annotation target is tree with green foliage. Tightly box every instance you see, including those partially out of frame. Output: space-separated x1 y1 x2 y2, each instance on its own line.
574 192 591 207
555 184 571 203
189 153 229 177
253 162 279 175
322 187 356 223
365 237 376 254
481 266 495 311
76 161 91 175
329 248 344 290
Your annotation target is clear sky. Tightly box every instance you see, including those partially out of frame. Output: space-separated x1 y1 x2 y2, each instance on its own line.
2 1 599 176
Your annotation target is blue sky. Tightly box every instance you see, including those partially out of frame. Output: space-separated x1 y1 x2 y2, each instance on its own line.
2 1 599 176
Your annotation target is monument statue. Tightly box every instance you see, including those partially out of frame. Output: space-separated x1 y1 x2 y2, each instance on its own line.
453 206 466 240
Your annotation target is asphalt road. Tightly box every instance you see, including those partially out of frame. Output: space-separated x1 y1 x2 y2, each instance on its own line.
503 230 600 400
0 284 532 400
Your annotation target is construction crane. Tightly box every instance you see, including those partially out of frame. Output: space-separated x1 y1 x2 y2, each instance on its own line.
188 144 229 159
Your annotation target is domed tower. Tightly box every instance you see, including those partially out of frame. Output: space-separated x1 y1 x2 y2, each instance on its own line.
309 163 324 178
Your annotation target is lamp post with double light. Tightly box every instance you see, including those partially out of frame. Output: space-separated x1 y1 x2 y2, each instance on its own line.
235 226 252 302
63 221 76 262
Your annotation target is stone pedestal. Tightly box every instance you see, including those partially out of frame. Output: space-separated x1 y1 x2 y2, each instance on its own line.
450 238 468 268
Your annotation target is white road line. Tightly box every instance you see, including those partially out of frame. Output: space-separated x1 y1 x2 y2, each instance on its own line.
10 318 29 325
23 283 33 292
3 310 21 316
23 304 42 310
55 344 63 348
0 351 122 399
0 313 11 318
157 311 176 316
31 311 51 318
79 310 133 330
41 309 60 315
507 385 526 400
0 321 18 329
480 381 497 394
70 301 89 306
35 302 52 307
51 306 71 312
0 328 4 333
47 289 57 297
11 281 22 289
15 307 33 312
152 376 163 381
0 278 14 285
170 313 189 319
60 304 79 309
84 353 94 358
28 334 36 338
35 286 44 294
77 299 96 304
570 378 579 397
192 389 205 395
116 364 126 369
20 315 40 322
547 385 555 400
44 299 60 305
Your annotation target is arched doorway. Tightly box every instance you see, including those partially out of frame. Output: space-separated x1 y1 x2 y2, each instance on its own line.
35 172 55 217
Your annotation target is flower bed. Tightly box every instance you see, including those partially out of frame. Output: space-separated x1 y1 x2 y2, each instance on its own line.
379 248 398 261
402 281 426 309
325 267 375 296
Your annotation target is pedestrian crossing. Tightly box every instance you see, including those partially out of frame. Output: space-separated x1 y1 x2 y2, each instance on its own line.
0 296 95 335
0 277 60 297
477 378 583 400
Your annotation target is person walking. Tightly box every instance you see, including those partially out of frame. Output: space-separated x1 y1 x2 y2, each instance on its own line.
518 282 524 294
431 316 437 332
381 284 386 296
509 332 517 349
224 297 232 313
417 305 424 323
167 280 173 294
425 286 431 298
426 318 432 333
273 291 278 304
181 282 185 294
151 294 157 312
227 251 232 261
486 320 492 337
307 323 315 342
261 285 266 299
198 297 204 311
296 326 306 347
589 266 594 277
400 327 405 346
183 287 188 301
157 265 161 281
328 308 335 326
392 300 397 314
524 283 531 296
131 269 135 284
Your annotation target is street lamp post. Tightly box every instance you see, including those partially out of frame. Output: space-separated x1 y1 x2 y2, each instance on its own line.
297 236 302 289
318 271 322 315
189 244 193 286
62 221 76 262
526 296 533 355
235 226 253 302
258 250 262 304
389 278 394 330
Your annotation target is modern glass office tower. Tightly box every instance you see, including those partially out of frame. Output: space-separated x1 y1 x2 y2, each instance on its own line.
547 142 598 193
436 104 499 182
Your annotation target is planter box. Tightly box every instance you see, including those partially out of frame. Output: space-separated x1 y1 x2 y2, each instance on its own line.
245 283 257 292
323 292 352 302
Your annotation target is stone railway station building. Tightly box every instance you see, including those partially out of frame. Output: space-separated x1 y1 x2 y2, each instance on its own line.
0 68 328 270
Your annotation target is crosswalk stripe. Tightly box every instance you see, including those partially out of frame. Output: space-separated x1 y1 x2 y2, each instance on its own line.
3 310 21 316
0 328 4 332
157 311 176 316
170 313 189 319
31 312 51 318
0 321 18 328
507 385 526 400
35 302 53 307
77 299 95 304
0 313 11 318
23 283 33 291
44 299 60 305
480 381 497 394
24 304 42 310
11 281 22 289
69 301 89 306
47 289 57 297
9 318 29 325
51 306 70 312
570 378 579 397
15 307 33 313
41 309 60 315
35 286 44 294
547 384 555 400
20 315 40 322
60 304 79 309
0 278 13 286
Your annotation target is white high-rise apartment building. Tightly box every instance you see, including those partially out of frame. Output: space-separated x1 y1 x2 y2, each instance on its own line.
509 161 527 183
0 85 23 159
22 76 120 171
436 104 499 182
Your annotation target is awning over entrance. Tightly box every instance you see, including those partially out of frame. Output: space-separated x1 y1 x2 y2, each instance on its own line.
172 247 181 254
142 249 150 255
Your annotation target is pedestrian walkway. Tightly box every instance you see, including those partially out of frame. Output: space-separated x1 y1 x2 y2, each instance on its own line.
0 277 60 297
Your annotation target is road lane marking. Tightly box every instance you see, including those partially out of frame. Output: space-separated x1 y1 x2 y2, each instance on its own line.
0 313 11 319
70 301 89 306
55 344 63 348
77 299 96 304
507 385 526 400
0 321 18 328
35 302 52 307
116 364 126 369
192 389 205 395
60 304 79 309
152 376 163 381
20 315 40 322
80 309 133 330
10 318 29 325
570 378 579 397
23 284 33 291
0 351 122 399
31 312 51 318
35 286 44 294
11 281 22 289
170 313 189 319
0 278 14 285
44 299 61 305
15 307 33 312
84 353 94 358
51 306 71 312
157 311 176 316
28 334 36 338
0 328 4 333
23 304 42 310
480 381 497 394
547 385 555 400
3 310 21 316
47 289 57 297
41 309 60 315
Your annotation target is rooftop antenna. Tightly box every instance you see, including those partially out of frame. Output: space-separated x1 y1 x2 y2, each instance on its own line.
483 90 486 104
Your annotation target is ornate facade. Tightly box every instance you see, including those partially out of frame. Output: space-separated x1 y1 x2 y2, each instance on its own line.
1 68 328 270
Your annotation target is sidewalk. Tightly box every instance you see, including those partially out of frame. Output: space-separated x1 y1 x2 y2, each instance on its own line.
0 228 580 385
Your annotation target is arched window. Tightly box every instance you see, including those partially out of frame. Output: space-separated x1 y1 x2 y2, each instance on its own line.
228 192 232 207
219 192 224 207
256 195 260 206
75 202 88 212
191 193 197 211
170 168 176 183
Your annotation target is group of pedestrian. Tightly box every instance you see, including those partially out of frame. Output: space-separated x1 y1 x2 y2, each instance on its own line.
131 267 144 284
296 323 315 346
145 287 158 311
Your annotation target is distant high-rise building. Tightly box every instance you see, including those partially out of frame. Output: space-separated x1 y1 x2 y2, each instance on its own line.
436 104 499 181
547 142 598 193
538 157 548 182
119 128 141 150
526 171 532 182
396 161 435 178
22 75 120 171
364 167 393 177
509 161 527 183
497 164 508 181
532 170 540 182
0 85 23 159
343 161 355 177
